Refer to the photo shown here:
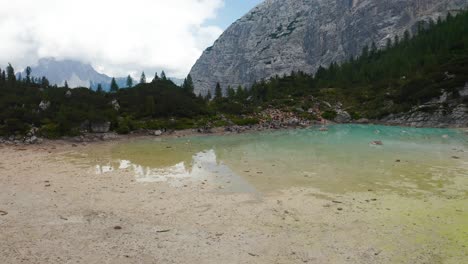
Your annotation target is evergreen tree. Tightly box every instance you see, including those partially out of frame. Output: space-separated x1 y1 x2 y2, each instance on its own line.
97 84 103 93
152 72 159 82
370 42 377 56
214 82 223 99
64 81 69 89
386 38 392 50
161 71 167 80
182 74 194 94
6 63 16 84
126 75 133 87
226 86 236 98
236 86 245 100
140 72 146 84
110 77 119 92
403 30 411 43
206 90 212 101
25 66 32 84
394 35 400 47
41 77 49 87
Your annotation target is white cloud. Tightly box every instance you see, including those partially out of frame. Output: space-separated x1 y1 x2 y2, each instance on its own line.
0 0 224 78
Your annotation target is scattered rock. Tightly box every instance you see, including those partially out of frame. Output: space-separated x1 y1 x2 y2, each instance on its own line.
0 210 8 216
370 141 383 146
39 100 50 111
451 156 460 159
156 229 171 233
114 226 122 230
152 130 163 136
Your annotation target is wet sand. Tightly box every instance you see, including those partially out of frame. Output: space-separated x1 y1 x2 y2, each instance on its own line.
0 140 467 264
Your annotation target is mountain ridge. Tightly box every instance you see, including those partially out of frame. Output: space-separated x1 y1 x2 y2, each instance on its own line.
189 0 468 95
22 58 183 89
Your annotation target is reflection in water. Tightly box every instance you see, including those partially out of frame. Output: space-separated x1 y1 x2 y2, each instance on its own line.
95 149 256 192
87 125 468 195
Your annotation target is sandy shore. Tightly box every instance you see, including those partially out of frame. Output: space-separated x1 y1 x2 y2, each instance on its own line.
0 139 467 264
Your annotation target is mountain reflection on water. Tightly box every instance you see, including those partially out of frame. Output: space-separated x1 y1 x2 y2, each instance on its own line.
88 125 468 195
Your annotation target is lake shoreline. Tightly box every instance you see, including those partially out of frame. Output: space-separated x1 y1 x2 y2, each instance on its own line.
1 125 467 263
1 121 467 149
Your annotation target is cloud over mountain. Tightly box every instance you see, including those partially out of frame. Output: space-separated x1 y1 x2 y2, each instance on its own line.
0 0 224 78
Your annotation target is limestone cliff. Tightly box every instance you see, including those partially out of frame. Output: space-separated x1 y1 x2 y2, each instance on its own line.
190 0 468 95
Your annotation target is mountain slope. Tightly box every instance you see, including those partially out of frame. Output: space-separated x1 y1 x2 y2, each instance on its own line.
190 0 468 95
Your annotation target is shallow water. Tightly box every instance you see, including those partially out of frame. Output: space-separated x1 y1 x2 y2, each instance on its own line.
84 124 468 196
68 124 468 261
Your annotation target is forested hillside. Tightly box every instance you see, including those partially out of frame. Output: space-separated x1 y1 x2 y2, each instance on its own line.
1 11 467 138
220 11 468 119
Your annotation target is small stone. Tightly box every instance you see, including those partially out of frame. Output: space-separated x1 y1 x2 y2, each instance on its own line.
114 226 122 230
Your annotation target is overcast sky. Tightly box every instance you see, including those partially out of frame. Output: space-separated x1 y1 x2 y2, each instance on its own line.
0 0 262 78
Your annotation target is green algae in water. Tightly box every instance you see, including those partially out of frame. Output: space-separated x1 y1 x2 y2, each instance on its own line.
88 124 468 196
81 124 467 262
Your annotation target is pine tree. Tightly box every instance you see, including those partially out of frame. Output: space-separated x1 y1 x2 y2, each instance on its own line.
97 84 103 93
6 63 16 84
152 72 159 82
64 81 69 89
25 66 32 84
110 77 119 92
182 74 194 94
227 86 236 98
140 72 146 84
126 75 133 87
161 71 167 80
206 90 212 101
386 38 392 50
41 77 49 87
214 82 222 99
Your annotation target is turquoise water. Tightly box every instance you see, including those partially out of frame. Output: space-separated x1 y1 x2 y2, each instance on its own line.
89 124 468 196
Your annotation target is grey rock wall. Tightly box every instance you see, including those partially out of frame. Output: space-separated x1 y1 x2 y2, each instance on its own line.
190 0 468 95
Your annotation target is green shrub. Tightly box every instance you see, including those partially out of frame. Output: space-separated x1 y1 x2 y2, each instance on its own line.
39 123 61 139
322 111 337 120
231 117 260 126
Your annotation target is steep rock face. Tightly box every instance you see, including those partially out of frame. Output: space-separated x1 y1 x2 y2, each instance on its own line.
190 0 468 95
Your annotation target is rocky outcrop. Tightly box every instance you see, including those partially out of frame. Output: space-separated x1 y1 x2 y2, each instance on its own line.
381 104 468 128
381 84 468 127
190 0 468 95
